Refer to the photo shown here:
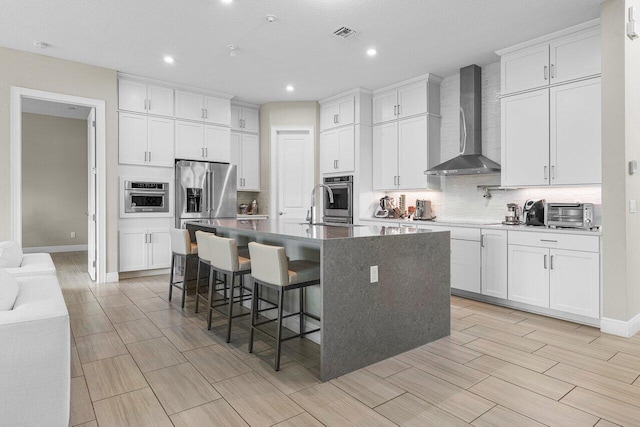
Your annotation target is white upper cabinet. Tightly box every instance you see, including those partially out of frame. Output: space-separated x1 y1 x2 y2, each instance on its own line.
146 116 174 167
500 23 601 95
175 90 230 126
321 126 354 174
398 115 428 189
501 89 550 187
175 120 205 160
372 121 399 190
321 95 355 131
204 125 231 162
119 112 174 167
372 91 398 125
230 105 259 133
397 81 428 118
231 132 260 191
119 80 174 117
550 78 601 185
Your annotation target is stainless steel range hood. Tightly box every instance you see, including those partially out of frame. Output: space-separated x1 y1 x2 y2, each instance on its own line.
425 65 500 176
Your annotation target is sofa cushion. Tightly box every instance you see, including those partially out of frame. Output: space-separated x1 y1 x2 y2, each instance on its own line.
0 241 23 268
0 269 19 311
5 253 56 278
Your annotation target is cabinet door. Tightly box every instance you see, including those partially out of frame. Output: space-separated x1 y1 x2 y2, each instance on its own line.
118 112 148 166
336 96 355 126
451 239 481 293
118 80 147 113
147 85 174 117
204 96 230 126
175 91 204 121
373 90 398 124
321 103 338 131
148 229 172 269
204 125 231 162
398 115 428 189
337 125 355 172
508 245 549 308
175 120 204 160
501 44 550 94
147 117 174 167
550 249 599 318
242 108 259 134
119 230 147 272
230 132 243 188
320 130 340 174
481 230 508 299
501 90 550 186
550 78 601 185
398 81 427 118
372 122 399 190
230 105 243 131
550 27 601 84
241 134 260 191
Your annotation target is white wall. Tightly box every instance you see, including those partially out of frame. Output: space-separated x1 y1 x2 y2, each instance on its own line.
22 113 88 248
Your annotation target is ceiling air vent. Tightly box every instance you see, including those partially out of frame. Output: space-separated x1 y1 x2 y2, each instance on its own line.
332 26 357 39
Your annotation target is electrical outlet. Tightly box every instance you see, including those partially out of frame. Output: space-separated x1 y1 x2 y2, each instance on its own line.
631 200 637 214
370 265 378 283
70 232 76 238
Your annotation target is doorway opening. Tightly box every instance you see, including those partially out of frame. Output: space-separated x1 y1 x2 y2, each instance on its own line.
10 87 107 282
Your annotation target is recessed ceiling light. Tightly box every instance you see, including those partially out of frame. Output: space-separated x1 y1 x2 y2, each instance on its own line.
228 45 237 57
286 85 294 92
367 48 378 57
221 0 233 3
164 55 175 64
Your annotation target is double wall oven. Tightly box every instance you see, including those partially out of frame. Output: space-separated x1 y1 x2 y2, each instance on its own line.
322 175 353 224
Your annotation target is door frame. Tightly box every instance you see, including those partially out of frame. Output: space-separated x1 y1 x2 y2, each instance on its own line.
10 87 107 283
269 126 315 219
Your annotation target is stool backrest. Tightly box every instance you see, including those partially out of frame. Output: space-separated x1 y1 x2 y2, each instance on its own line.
248 242 288 287
208 235 240 272
195 231 214 262
170 229 191 255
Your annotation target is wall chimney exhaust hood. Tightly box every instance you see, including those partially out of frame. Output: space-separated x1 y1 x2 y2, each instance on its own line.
425 65 500 176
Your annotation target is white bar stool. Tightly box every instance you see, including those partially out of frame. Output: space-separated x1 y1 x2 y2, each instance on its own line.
247 242 321 371
206 234 253 343
195 230 223 314
169 228 198 309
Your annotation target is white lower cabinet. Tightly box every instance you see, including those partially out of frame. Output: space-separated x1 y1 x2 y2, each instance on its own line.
119 228 171 272
508 245 550 308
549 249 600 318
481 229 508 299
451 239 481 293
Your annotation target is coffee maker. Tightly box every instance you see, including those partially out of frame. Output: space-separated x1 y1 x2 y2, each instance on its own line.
414 200 434 220
503 203 521 225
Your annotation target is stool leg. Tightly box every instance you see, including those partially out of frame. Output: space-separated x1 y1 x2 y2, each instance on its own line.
224 274 228 302
207 268 214 330
275 288 285 371
249 281 258 353
226 273 235 343
195 259 202 313
181 255 187 309
299 287 305 337
169 254 175 302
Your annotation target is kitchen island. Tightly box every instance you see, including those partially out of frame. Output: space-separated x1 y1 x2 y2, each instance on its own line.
186 219 450 381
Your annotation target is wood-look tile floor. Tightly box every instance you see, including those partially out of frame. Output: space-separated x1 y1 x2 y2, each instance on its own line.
56 252 640 426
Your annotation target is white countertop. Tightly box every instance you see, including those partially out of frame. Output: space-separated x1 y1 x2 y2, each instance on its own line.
359 217 602 236
237 214 268 219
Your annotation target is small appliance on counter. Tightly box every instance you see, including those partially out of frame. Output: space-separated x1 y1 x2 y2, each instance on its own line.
523 199 546 226
414 199 435 220
239 204 249 215
250 200 258 214
502 203 521 225
375 196 399 218
545 203 601 229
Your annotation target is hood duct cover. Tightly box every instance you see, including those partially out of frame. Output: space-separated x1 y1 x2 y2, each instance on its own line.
425 64 501 176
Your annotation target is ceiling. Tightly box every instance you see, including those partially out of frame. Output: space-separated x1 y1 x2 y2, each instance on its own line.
0 0 604 104
22 98 92 120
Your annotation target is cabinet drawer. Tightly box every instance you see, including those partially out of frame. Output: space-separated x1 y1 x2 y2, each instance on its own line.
508 230 599 252
416 225 480 241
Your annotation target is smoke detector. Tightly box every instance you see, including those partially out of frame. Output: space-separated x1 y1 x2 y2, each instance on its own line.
332 26 357 39
265 14 277 23
228 45 237 57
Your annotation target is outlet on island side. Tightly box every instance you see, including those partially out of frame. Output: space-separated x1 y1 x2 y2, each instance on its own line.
370 265 378 283
70 232 76 239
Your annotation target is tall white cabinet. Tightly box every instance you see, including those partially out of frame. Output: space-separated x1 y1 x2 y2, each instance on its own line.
230 102 260 191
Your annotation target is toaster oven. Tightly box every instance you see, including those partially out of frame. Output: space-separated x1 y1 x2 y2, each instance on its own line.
544 203 600 229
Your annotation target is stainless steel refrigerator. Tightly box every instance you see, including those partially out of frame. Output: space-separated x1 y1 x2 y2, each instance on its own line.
175 160 237 228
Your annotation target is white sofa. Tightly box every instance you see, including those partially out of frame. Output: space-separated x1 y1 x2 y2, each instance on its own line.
5 253 57 278
0 273 70 426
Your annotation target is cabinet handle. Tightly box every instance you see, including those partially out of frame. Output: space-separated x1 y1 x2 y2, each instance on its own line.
540 239 557 243
201 147 204 158
144 151 148 162
394 105 397 116
336 114 339 124
204 147 208 158
550 255 554 270
205 109 208 119
148 99 151 111
144 99 148 110
550 64 555 78
201 109 204 119
544 166 548 180
241 119 245 128
148 151 151 162
397 175 400 186
544 254 548 269
544 66 548 80
551 165 555 180
480 235 485 248
397 104 401 115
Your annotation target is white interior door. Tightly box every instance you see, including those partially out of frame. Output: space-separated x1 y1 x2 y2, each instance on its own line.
276 130 314 219
87 108 97 280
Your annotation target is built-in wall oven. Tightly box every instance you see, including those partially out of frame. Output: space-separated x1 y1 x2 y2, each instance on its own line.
323 175 353 224
124 181 170 213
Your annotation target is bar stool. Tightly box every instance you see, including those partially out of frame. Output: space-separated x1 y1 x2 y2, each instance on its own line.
195 230 221 314
169 229 199 309
247 242 321 371
206 234 253 342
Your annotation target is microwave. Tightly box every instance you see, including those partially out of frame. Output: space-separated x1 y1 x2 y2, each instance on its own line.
124 181 169 213
544 203 600 229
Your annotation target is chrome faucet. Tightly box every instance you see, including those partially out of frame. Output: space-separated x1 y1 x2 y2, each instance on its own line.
306 184 334 224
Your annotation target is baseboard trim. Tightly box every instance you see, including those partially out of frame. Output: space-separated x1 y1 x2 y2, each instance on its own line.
119 268 170 280
23 244 88 254
600 313 640 337
105 272 120 283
